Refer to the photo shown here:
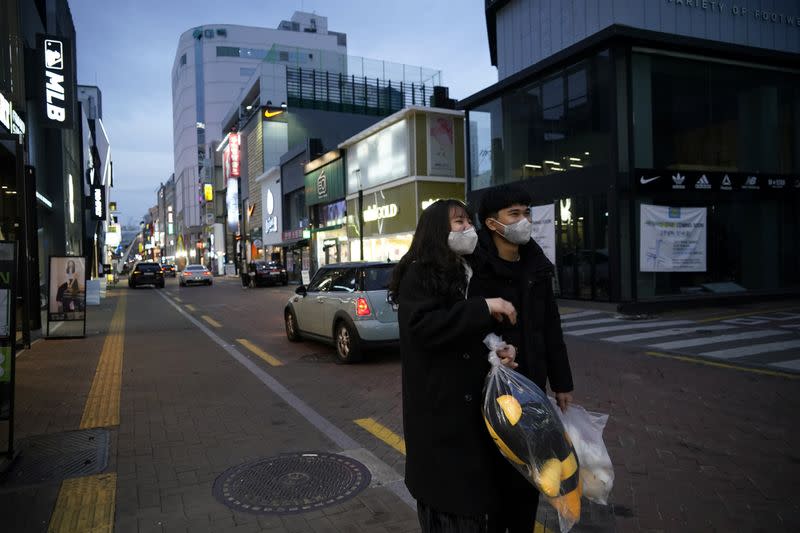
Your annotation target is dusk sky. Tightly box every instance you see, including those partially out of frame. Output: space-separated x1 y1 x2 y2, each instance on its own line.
69 0 498 226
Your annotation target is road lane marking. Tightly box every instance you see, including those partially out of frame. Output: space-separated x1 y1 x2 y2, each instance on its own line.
559 309 605 320
354 418 406 455
561 317 620 328
236 338 284 366
185 304 196 311
48 473 117 533
601 324 735 343
698 339 800 359
648 330 790 350
155 290 416 509
174 297 182 302
201 315 221 328
567 320 692 336
771 359 800 371
696 306 800 324
645 351 798 379
80 294 126 429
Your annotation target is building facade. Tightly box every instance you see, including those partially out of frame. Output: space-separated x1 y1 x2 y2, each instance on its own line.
463 0 800 304
170 12 348 267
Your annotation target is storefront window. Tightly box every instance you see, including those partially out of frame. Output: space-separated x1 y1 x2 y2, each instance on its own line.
468 50 613 191
633 52 800 173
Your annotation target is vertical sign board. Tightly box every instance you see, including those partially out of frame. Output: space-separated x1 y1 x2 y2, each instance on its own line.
640 205 707 272
38 34 74 129
48 257 87 324
0 242 17 457
530 203 556 266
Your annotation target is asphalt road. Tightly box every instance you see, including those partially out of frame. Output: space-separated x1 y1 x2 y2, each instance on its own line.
142 275 799 532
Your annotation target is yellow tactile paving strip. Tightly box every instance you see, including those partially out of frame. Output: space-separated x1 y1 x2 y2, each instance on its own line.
47 473 117 533
80 293 126 429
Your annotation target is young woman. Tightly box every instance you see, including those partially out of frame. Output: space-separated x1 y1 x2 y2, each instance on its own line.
389 199 517 532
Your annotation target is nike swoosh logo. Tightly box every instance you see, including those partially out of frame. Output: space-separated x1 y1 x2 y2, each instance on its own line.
263 109 284 118
640 176 661 184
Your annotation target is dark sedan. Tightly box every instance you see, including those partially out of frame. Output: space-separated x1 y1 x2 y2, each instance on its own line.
128 262 165 288
248 261 288 287
161 263 177 277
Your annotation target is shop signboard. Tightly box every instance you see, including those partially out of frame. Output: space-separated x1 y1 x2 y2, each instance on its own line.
427 114 456 176
346 120 409 192
635 169 799 193
640 204 707 272
531 204 556 266
38 34 74 129
305 158 344 206
90 184 105 220
416 181 467 215
48 256 87 322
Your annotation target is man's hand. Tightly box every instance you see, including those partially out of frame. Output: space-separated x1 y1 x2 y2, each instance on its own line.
555 391 573 412
497 344 518 369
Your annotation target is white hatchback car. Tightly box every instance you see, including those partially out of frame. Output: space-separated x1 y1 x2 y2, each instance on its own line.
284 262 398 363
179 264 213 286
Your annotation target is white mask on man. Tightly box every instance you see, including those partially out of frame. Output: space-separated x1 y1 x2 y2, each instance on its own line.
491 218 532 245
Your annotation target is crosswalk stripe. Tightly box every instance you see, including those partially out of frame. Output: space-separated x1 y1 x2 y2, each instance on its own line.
648 329 790 350
601 324 736 342
770 359 800 371
699 340 800 359
561 317 620 328
566 320 692 336
559 310 605 321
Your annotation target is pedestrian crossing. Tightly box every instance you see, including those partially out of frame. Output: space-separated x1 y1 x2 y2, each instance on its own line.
559 308 800 375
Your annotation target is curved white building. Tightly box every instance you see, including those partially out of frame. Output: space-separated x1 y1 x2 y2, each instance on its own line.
170 12 347 248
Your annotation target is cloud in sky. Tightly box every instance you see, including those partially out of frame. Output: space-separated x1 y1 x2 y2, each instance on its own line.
69 0 497 221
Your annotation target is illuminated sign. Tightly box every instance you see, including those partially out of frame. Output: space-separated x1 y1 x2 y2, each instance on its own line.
262 108 285 119
226 179 240 233
0 92 10 132
363 203 398 222
90 185 105 220
265 189 278 234
109 201 117 212
204 183 213 201
39 34 73 129
420 198 441 210
229 132 240 177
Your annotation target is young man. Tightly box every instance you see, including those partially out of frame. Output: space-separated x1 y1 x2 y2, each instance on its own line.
469 184 575 533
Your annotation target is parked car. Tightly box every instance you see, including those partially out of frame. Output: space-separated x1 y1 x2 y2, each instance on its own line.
161 263 177 277
179 264 213 287
248 260 288 287
284 262 397 363
128 262 165 289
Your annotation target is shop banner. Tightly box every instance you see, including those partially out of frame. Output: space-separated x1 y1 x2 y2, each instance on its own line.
427 115 455 176
305 157 344 206
38 34 74 129
0 241 17 422
531 204 556 266
48 256 87 321
640 204 707 272
636 169 800 193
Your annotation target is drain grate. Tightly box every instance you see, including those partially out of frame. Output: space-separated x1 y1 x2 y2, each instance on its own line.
0 428 109 489
212 452 371 514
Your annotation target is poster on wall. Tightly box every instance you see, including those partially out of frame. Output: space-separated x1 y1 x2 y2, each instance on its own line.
640 204 707 272
427 115 455 176
0 241 16 426
48 256 87 321
530 203 556 266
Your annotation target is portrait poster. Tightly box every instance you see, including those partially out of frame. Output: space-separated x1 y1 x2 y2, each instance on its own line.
427 114 455 176
48 256 86 321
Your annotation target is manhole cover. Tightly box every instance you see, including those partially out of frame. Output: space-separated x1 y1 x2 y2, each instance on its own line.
0 428 109 489
212 452 371 514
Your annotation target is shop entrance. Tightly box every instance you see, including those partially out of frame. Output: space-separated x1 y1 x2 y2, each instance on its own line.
555 195 609 300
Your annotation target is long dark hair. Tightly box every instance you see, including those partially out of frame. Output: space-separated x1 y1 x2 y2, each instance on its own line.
389 199 471 303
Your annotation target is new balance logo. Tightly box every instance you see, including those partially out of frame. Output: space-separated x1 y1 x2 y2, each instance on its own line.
743 176 759 189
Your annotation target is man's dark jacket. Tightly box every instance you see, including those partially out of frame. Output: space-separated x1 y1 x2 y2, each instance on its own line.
468 228 574 394
397 261 507 516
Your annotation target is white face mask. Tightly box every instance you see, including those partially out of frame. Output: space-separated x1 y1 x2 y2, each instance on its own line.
492 217 532 245
448 227 478 255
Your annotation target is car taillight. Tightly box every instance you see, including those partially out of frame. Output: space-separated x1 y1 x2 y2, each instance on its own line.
203 272 211 276
356 297 371 317
183 272 192 276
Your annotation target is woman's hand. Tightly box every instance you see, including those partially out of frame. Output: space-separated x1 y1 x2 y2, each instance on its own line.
497 344 518 369
485 298 517 325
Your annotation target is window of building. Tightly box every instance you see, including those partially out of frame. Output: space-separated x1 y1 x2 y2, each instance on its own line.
180 53 187 66
216 46 240 57
468 50 613 191
240 48 267 60
204 29 214 39
216 28 227 37
240 67 256 77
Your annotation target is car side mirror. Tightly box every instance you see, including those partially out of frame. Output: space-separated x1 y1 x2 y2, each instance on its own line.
295 285 307 296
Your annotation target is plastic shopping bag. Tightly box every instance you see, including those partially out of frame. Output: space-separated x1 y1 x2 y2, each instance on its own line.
549 399 614 505
481 334 581 533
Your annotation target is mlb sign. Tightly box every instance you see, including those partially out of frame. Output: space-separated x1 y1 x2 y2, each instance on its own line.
38 34 74 129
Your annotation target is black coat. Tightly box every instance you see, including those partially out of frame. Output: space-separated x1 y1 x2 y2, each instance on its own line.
468 229 574 394
397 261 507 516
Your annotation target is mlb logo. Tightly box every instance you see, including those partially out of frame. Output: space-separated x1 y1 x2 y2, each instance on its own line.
45 39 63 70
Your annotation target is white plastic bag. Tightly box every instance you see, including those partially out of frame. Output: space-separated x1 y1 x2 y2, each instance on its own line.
482 334 582 532
550 398 614 505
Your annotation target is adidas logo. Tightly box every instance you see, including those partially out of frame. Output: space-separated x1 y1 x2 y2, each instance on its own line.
672 173 686 188
695 174 711 189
